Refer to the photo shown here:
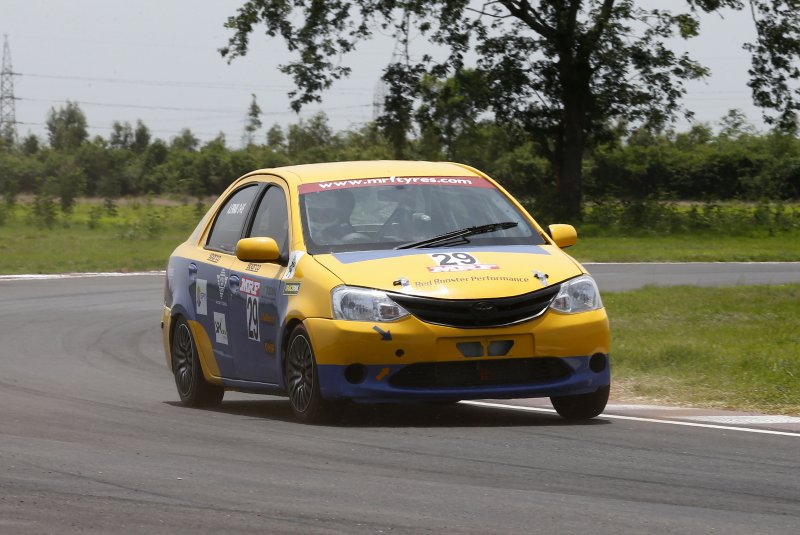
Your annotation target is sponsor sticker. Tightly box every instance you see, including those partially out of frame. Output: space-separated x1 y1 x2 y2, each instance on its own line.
196 279 207 315
208 253 221 263
213 312 228 345
239 276 262 341
216 269 227 300
239 276 261 297
227 202 247 215
298 176 494 194
427 252 498 273
246 295 259 341
282 251 305 280
413 275 530 288
372 325 392 341
428 264 499 273
283 281 301 295
262 285 277 299
245 263 261 273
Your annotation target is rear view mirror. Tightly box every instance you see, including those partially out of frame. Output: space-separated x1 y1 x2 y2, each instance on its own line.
548 224 577 248
236 237 281 262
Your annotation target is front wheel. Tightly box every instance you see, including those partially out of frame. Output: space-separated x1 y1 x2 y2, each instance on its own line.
171 317 224 408
550 385 609 420
285 325 328 422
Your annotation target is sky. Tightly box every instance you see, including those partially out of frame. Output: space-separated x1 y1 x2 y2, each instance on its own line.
1 0 768 148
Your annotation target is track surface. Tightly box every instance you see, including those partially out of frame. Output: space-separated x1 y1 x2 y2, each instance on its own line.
1 272 799 534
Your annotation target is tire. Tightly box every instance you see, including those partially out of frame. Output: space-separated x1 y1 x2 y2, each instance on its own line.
550 385 609 420
284 325 328 422
171 316 224 408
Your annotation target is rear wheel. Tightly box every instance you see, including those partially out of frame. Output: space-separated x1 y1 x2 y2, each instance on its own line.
171 317 224 408
285 325 328 422
550 385 609 420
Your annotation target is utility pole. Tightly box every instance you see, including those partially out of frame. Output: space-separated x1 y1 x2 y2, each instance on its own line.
1 34 18 145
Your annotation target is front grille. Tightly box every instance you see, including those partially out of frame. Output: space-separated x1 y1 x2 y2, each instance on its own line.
389 284 560 328
389 358 571 389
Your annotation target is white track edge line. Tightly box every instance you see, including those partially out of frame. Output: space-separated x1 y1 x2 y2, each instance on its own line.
461 401 800 437
0 271 166 281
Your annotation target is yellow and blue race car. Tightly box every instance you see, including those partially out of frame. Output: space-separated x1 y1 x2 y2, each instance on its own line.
162 160 610 421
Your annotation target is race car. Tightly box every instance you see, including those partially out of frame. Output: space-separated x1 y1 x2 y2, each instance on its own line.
162 160 610 421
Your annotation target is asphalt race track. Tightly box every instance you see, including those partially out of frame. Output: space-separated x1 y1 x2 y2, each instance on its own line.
1 268 799 534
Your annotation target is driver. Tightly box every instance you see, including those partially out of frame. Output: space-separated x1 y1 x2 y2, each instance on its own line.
305 188 357 244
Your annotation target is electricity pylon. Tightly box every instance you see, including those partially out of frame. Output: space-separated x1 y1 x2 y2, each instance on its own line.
0 34 18 145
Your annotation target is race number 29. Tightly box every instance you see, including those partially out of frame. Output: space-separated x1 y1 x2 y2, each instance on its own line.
246 295 259 341
430 252 477 266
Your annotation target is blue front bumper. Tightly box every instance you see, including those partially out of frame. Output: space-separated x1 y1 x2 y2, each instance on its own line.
317 355 610 403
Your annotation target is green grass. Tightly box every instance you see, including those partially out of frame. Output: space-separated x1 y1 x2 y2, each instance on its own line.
1 198 798 274
569 233 800 262
604 284 800 415
0 199 202 274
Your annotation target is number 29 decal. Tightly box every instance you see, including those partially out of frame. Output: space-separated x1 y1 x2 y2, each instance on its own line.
427 252 499 273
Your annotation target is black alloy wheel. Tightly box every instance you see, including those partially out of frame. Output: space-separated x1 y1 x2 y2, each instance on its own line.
171 316 224 408
285 325 327 422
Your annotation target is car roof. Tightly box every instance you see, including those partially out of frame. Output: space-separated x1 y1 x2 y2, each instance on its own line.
248 160 484 185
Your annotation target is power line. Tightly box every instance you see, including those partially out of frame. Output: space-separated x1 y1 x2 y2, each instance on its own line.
16 72 374 95
17 96 371 116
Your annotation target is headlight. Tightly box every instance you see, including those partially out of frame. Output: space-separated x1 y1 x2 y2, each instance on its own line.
550 275 603 314
331 286 410 322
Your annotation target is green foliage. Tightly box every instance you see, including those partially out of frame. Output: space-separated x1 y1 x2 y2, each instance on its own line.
243 94 262 146
115 200 166 240
220 0 800 220
581 200 800 237
104 197 118 216
30 181 58 229
87 205 103 230
46 101 89 151
2 103 799 215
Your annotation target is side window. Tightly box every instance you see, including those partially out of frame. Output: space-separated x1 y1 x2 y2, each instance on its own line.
206 185 259 253
249 185 289 256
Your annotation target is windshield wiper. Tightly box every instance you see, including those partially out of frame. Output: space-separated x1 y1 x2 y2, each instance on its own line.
396 221 519 249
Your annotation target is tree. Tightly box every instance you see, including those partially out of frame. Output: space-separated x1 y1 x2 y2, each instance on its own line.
221 0 800 220
266 123 285 150
46 101 88 151
171 128 200 152
109 121 135 149
133 120 151 154
243 93 263 146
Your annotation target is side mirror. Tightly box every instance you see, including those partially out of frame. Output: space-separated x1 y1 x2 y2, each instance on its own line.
548 224 577 248
236 237 281 263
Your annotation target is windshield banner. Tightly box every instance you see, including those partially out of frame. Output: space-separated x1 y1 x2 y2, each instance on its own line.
298 176 494 194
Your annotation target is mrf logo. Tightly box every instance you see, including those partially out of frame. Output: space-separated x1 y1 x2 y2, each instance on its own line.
240 277 261 296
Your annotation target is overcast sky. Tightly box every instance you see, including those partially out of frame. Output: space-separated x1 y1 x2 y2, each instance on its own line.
2 0 767 147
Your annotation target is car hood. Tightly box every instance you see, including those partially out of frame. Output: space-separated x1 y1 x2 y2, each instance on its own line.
313 245 584 299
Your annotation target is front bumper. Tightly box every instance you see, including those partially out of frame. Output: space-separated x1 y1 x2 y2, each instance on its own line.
305 308 611 402
317 355 609 402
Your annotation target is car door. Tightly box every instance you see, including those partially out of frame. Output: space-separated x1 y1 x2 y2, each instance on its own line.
195 183 261 380
227 180 291 384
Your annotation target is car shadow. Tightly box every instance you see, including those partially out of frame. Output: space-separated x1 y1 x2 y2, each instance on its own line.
166 398 611 428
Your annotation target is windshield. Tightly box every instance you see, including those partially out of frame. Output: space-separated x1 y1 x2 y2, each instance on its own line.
299 176 546 254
